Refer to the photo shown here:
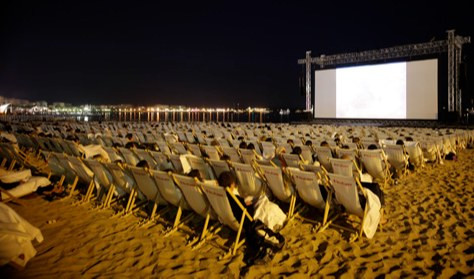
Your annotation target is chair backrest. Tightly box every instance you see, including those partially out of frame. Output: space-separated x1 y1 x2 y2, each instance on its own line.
282 153 300 168
238 148 256 165
329 158 354 177
173 174 214 218
168 154 184 173
171 142 188 155
134 149 158 168
337 148 358 160
289 168 325 209
150 170 183 207
84 159 113 188
148 151 169 167
118 147 140 166
187 143 202 157
67 156 94 183
104 162 135 193
201 181 240 231
186 155 214 180
232 162 262 197
314 146 333 171
221 146 241 162
208 159 231 178
202 145 221 160
102 147 124 163
185 132 196 144
258 164 292 202
261 142 275 160
327 173 364 217
383 144 407 170
157 141 172 155
129 166 165 204
359 149 387 181
405 141 423 167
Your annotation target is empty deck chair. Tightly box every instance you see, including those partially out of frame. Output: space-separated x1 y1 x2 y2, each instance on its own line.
103 162 136 214
281 153 301 168
327 173 381 240
238 148 257 165
221 146 241 163
168 154 184 173
148 151 169 168
202 145 221 161
231 162 263 197
185 155 214 180
201 181 254 259
314 146 333 172
289 168 333 231
102 147 124 163
261 141 276 160
157 141 172 155
171 142 188 155
329 158 357 177
118 147 140 166
383 144 409 178
129 166 168 224
172 174 217 246
359 149 392 187
257 164 296 218
67 156 96 202
134 149 158 168
84 159 116 209
186 143 202 157
405 141 424 168
208 159 231 178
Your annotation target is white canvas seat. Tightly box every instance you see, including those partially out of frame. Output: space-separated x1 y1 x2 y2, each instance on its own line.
129 166 167 223
314 146 333 172
185 155 214 180
84 159 116 208
168 154 184 173
103 162 136 214
202 145 221 161
185 132 196 144
102 147 124 163
208 159 231 178
257 164 295 207
148 151 169 168
171 142 188 155
383 144 409 177
186 143 202 157
221 146 241 163
327 173 381 240
231 162 263 197
201 181 253 258
66 156 96 202
118 147 140 166
359 149 392 187
238 148 257 165
329 158 356 177
405 141 424 168
261 141 276 160
289 168 333 230
157 141 172 155
134 149 158 168
281 153 301 168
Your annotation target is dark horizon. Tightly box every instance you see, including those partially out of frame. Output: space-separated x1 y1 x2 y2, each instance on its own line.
1 1 473 108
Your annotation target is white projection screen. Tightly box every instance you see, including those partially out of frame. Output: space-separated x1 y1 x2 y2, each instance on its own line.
314 59 438 119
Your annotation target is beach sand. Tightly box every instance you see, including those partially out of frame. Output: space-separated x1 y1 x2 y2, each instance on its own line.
2 149 474 278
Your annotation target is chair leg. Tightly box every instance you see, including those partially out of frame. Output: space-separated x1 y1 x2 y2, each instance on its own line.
67 176 79 198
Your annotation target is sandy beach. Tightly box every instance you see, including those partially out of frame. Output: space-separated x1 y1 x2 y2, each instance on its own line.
2 149 473 278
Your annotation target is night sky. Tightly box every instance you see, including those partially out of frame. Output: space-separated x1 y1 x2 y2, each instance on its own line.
1 1 473 108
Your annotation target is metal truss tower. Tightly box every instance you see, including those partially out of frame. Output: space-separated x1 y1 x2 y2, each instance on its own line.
299 30 470 118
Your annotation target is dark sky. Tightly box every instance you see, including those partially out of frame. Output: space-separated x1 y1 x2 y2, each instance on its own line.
1 1 473 108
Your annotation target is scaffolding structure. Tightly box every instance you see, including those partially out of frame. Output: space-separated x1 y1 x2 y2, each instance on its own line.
298 30 470 117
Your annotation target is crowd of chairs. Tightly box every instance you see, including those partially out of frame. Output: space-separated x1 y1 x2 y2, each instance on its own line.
1 120 473 258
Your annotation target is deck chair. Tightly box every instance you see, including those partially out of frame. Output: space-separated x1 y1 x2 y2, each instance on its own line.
257 164 296 218
383 144 409 178
330 158 357 177
231 162 263 197
52 153 79 196
67 156 96 203
172 174 218 247
289 168 334 231
151 170 193 235
185 155 213 179
238 148 257 165
201 181 254 259
129 166 168 225
359 149 392 187
84 159 116 209
314 146 333 172
65 140 83 157
296 145 314 164
102 146 124 163
420 140 439 163
118 147 140 166
281 153 301 168
148 151 169 167
168 154 184 173
187 143 202 157
171 142 188 155
405 141 424 168
221 146 241 163
185 132 196 144
103 162 137 215
261 142 276 160
202 145 221 161
157 141 172 155
208 159 231 178
134 149 158 168
327 173 381 240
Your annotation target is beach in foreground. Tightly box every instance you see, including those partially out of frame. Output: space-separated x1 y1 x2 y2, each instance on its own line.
3 149 474 278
